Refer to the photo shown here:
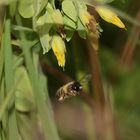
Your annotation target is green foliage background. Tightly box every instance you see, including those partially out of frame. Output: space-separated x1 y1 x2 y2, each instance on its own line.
0 0 140 140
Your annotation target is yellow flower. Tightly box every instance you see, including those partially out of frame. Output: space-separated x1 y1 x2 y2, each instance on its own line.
95 6 125 29
51 35 66 67
79 10 93 27
79 9 99 36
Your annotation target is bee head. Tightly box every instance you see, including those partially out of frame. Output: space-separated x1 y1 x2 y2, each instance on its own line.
71 82 83 92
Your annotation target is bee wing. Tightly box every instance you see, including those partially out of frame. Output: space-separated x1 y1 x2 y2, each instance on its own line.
79 74 92 84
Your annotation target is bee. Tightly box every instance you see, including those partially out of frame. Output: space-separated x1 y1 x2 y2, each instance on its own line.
56 75 91 101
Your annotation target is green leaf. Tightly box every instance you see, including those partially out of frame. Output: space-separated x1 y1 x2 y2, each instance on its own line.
63 15 77 29
34 0 48 16
17 14 60 139
40 33 52 54
36 3 64 54
77 19 87 39
62 0 78 22
18 0 35 18
96 0 114 4
36 11 53 53
17 113 41 140
15 66 36 112
0 38 4 81
46 2 54 13
36 12 52 27
3 18 19 140
12 25 33 32
4 20 13 94
9 0 17 18
76 1 87 10
0 79 18 121
8 111 19 140
51 9 63 25
65 27 74 42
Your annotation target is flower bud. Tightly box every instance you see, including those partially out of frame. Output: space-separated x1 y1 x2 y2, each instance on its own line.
95 6 125 29
79 10 93 27
79 9 98 33
51 35 66 67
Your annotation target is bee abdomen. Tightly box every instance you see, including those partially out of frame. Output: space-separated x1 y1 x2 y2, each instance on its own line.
56 87 66 101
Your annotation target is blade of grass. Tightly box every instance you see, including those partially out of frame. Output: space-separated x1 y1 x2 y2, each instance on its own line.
13 41 39 70
33 48 59 140
17 16 60 140
0 78 5 140
4 18 13 99
39 69 57 129
0 78 5 121
0 38 4 82
4 17 19 140
17 113 42 140
8 111 19 140
0 4 5 43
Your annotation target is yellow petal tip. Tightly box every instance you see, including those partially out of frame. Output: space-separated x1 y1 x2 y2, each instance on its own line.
96 6 126 29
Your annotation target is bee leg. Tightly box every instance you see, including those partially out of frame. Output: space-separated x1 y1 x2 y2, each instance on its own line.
58 96 64 101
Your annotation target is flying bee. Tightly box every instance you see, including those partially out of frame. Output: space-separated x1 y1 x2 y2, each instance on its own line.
56 74 91 101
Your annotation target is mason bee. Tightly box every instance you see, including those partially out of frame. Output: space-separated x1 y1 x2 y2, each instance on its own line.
56 75 91 101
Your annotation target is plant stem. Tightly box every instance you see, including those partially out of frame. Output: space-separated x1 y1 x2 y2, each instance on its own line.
87 33 105 107
17 15 60 140
87 31 118 140
120 10 140 67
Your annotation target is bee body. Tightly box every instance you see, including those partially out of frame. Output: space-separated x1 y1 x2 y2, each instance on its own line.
56 81 82 101
56 74 91 101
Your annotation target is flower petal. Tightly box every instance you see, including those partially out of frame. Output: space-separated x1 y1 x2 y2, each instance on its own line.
51 35 66 67
95 6 125 29
79 10 93 27
79 10 98 33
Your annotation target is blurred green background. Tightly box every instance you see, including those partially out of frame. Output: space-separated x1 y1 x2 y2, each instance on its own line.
0 0 140 140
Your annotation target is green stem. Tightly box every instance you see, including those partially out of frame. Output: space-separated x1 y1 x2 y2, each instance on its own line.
0 79 19 121
17 15 60 140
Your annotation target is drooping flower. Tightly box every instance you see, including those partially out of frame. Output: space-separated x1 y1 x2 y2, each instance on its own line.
95 6 125 29
79 10 93 26
51 35 66 67
79 9 99 36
